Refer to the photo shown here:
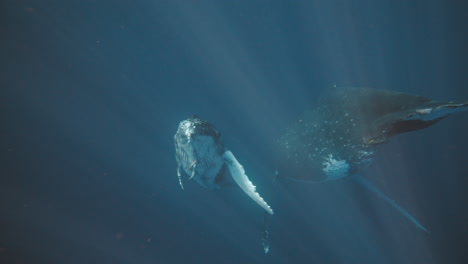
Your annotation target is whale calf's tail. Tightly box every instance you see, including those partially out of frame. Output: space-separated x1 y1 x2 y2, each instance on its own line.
352 175 429 233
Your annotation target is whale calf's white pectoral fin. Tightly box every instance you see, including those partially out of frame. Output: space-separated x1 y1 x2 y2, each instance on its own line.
223 150 274 215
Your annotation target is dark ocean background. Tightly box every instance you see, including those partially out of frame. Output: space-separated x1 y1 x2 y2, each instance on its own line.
1 0 467 263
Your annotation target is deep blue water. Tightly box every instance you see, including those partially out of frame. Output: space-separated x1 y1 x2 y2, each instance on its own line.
1 0 467 263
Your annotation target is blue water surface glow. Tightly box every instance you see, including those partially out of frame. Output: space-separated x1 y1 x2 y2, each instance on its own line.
0 0 467 263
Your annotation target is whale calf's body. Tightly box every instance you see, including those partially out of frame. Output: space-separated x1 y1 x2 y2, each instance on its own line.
174 115 274 215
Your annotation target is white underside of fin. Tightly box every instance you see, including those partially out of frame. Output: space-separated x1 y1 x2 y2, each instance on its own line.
223 150 274 215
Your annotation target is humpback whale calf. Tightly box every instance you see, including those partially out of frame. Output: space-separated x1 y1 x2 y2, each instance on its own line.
174 115 274 215
275 87 468 231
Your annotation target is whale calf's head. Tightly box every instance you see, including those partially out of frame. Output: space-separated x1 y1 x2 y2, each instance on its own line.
174 115 226 189
176 115 221 144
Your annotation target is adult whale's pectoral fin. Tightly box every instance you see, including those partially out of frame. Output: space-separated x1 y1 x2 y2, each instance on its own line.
387 101 468 137
223 150 274 215
404 102 468 122
352 175 429 233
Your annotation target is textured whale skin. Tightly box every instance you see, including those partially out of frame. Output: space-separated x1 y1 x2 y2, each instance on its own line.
174 115 226 189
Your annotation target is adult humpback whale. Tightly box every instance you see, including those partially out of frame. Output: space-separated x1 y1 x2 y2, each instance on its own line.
174 115 274 215
275 88 468 231
276 88 468 182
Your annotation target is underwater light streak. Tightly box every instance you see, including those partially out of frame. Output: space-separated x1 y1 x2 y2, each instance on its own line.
352 175 429 233
160 1 437 263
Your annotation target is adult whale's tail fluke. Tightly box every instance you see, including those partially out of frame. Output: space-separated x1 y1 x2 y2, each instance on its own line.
352 175 429 233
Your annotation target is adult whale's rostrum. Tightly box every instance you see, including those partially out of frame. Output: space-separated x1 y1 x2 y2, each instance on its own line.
275 87 468 231
174 115 274 215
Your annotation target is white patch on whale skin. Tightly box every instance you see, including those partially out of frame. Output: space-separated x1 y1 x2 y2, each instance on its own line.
321 154 350 181
407 103 468 121
415 108 432 115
